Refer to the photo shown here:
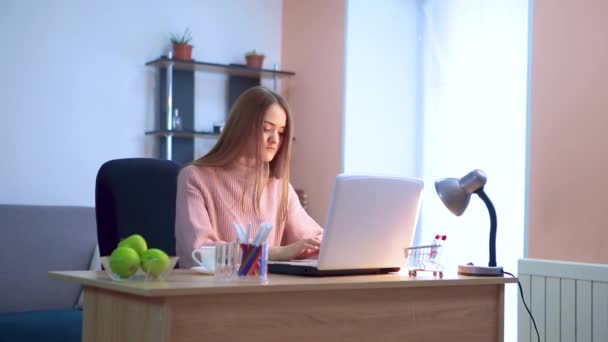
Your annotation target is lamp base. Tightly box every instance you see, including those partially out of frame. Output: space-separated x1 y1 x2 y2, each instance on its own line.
458 263 503 277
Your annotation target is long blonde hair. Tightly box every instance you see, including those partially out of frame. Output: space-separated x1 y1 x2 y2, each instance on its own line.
190 86 294 222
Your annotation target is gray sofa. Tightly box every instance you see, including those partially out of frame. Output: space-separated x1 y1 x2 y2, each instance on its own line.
0 204 97 342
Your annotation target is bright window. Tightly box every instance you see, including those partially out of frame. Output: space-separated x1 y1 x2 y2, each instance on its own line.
344 1 530 341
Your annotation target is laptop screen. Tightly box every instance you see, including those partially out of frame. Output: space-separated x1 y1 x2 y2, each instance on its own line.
316 174 424 270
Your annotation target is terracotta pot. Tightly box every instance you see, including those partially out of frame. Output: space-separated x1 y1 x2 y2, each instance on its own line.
173 44 193 60
245 54 265 69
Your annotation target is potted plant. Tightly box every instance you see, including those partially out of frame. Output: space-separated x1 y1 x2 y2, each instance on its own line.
170 28 193 61
245 50 265 69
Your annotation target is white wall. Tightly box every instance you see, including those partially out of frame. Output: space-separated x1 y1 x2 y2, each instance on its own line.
0 0 282 206
343 0 420 177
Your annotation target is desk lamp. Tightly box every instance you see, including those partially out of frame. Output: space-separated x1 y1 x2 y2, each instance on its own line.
435 169 503 276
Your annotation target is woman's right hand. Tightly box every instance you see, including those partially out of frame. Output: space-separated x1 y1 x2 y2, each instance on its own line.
269 237 321 261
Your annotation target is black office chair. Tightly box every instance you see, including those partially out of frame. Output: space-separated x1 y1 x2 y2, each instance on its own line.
95 158 181 258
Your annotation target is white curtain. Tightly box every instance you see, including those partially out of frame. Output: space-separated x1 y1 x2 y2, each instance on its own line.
343 2 529 339
417 1 529 341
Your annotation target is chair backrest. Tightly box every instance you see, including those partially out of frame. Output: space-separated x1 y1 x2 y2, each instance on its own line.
95 158 181 257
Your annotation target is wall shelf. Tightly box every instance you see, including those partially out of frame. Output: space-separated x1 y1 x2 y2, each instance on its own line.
144 130 220 139
145 55 295 164
145 56 295 78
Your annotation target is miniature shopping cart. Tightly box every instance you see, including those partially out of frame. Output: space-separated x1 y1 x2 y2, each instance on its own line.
405 235 446 278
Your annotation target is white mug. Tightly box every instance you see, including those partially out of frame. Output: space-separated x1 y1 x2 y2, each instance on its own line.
191 245 216 272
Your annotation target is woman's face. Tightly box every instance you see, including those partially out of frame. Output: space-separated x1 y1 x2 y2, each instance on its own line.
260 103 286 162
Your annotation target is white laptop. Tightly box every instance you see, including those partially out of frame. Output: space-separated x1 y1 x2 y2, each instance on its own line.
268 174 423 276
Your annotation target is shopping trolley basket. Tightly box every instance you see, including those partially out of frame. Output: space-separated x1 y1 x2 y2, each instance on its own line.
405 235 446 278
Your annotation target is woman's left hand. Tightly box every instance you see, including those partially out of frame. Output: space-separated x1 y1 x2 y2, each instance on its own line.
268 236 321 261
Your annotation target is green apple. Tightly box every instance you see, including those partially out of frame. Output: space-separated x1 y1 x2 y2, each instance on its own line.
118 234 147 257
141 248 170 277
109 247 141 278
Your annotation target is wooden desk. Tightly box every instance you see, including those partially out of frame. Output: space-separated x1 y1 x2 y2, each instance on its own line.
49 270 517 342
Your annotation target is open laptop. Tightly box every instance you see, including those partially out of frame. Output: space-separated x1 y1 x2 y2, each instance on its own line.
268 174 423 276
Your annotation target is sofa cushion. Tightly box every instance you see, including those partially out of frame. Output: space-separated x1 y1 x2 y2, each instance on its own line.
0 205 97 312
0 309 82 342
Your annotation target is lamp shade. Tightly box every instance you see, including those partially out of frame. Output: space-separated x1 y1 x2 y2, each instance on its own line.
435 169 487 216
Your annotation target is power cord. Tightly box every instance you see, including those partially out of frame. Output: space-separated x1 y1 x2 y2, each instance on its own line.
503 271 540 342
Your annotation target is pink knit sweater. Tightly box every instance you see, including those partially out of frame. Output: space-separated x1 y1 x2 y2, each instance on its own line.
175 163 323 268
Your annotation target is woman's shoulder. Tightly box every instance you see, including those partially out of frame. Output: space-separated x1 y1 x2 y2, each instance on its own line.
286 181 297 191
179 164 221 180
280 180 298 198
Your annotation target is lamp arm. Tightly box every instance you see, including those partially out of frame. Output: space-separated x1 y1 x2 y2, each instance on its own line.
475 188 497 267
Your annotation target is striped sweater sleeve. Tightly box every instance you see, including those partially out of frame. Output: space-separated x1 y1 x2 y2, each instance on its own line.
282 184 324 246
174 166 218 268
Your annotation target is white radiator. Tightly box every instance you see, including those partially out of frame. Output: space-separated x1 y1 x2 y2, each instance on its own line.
518 258 608 342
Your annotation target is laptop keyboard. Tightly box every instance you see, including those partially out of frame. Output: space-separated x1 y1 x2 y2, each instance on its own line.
268 259 318 267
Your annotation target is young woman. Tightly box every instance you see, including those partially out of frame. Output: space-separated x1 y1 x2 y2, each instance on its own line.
175 86 323 268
